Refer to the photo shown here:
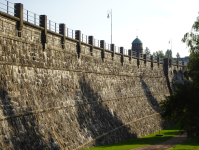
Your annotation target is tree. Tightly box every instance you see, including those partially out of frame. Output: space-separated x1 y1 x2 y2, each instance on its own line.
176 52 180 60
160 12 199 141
144 47 151 55
159 80 199 139
153 50 166 58
165 49 173 58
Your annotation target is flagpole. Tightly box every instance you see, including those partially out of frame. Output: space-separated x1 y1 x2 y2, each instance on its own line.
171 38 172 51
168 38 172 58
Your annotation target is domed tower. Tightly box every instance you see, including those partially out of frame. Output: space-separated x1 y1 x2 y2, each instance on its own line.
132 36 143 53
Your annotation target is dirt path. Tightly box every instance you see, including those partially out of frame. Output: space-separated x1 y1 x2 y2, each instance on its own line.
131 134 187 150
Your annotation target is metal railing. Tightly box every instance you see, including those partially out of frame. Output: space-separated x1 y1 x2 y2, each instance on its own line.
66 28 75 39
147 54 151 60
124 49 128 55
140 53 143 59
173 60 177 64
115 46 120 53
105 43 110 50
81 34 88 43
153 57 157 62
47 20 59 33
0 0 15 15
160 58 164 63
23 8 40 26
132 51 137 57
94 39 100 47
0 0 157 59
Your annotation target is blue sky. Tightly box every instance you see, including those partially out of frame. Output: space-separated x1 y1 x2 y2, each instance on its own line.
3 0 199 57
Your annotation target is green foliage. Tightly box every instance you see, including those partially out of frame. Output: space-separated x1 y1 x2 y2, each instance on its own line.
153 50 166 58
160 52 199 141
187 53 199 87
159 81 199 139
182 16 199 54
176 52 180 59
144 47 151 55
160 11 199 142
165 49 173 58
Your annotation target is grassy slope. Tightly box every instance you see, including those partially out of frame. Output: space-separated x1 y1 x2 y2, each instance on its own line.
84 124 181 150
167 138 199 150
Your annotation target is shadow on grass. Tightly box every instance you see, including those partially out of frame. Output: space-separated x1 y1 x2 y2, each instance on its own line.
86 124 181 150
169 138 199 149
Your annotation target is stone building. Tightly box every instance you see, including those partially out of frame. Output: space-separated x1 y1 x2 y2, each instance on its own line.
132 36 143 53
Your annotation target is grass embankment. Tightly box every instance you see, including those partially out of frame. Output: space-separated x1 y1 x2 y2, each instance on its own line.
84 124 181 150
167 138 199 150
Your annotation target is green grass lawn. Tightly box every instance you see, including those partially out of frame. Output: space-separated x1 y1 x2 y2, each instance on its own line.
84 124 181 150
167 138 199 150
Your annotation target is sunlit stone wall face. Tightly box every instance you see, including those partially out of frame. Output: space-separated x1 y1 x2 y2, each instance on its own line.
0 15 184 150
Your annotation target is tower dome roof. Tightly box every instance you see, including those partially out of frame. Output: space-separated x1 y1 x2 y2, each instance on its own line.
132 37 142 44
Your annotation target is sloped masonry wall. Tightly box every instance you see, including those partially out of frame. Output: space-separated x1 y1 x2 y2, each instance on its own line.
0 14 185 150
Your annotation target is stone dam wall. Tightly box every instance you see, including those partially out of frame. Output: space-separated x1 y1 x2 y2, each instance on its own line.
0 9 186 150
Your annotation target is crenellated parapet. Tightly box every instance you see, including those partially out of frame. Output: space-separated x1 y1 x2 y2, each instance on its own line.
0 6 187 74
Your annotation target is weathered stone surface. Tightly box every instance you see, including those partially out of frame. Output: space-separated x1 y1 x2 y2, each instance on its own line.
0 14 185 150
